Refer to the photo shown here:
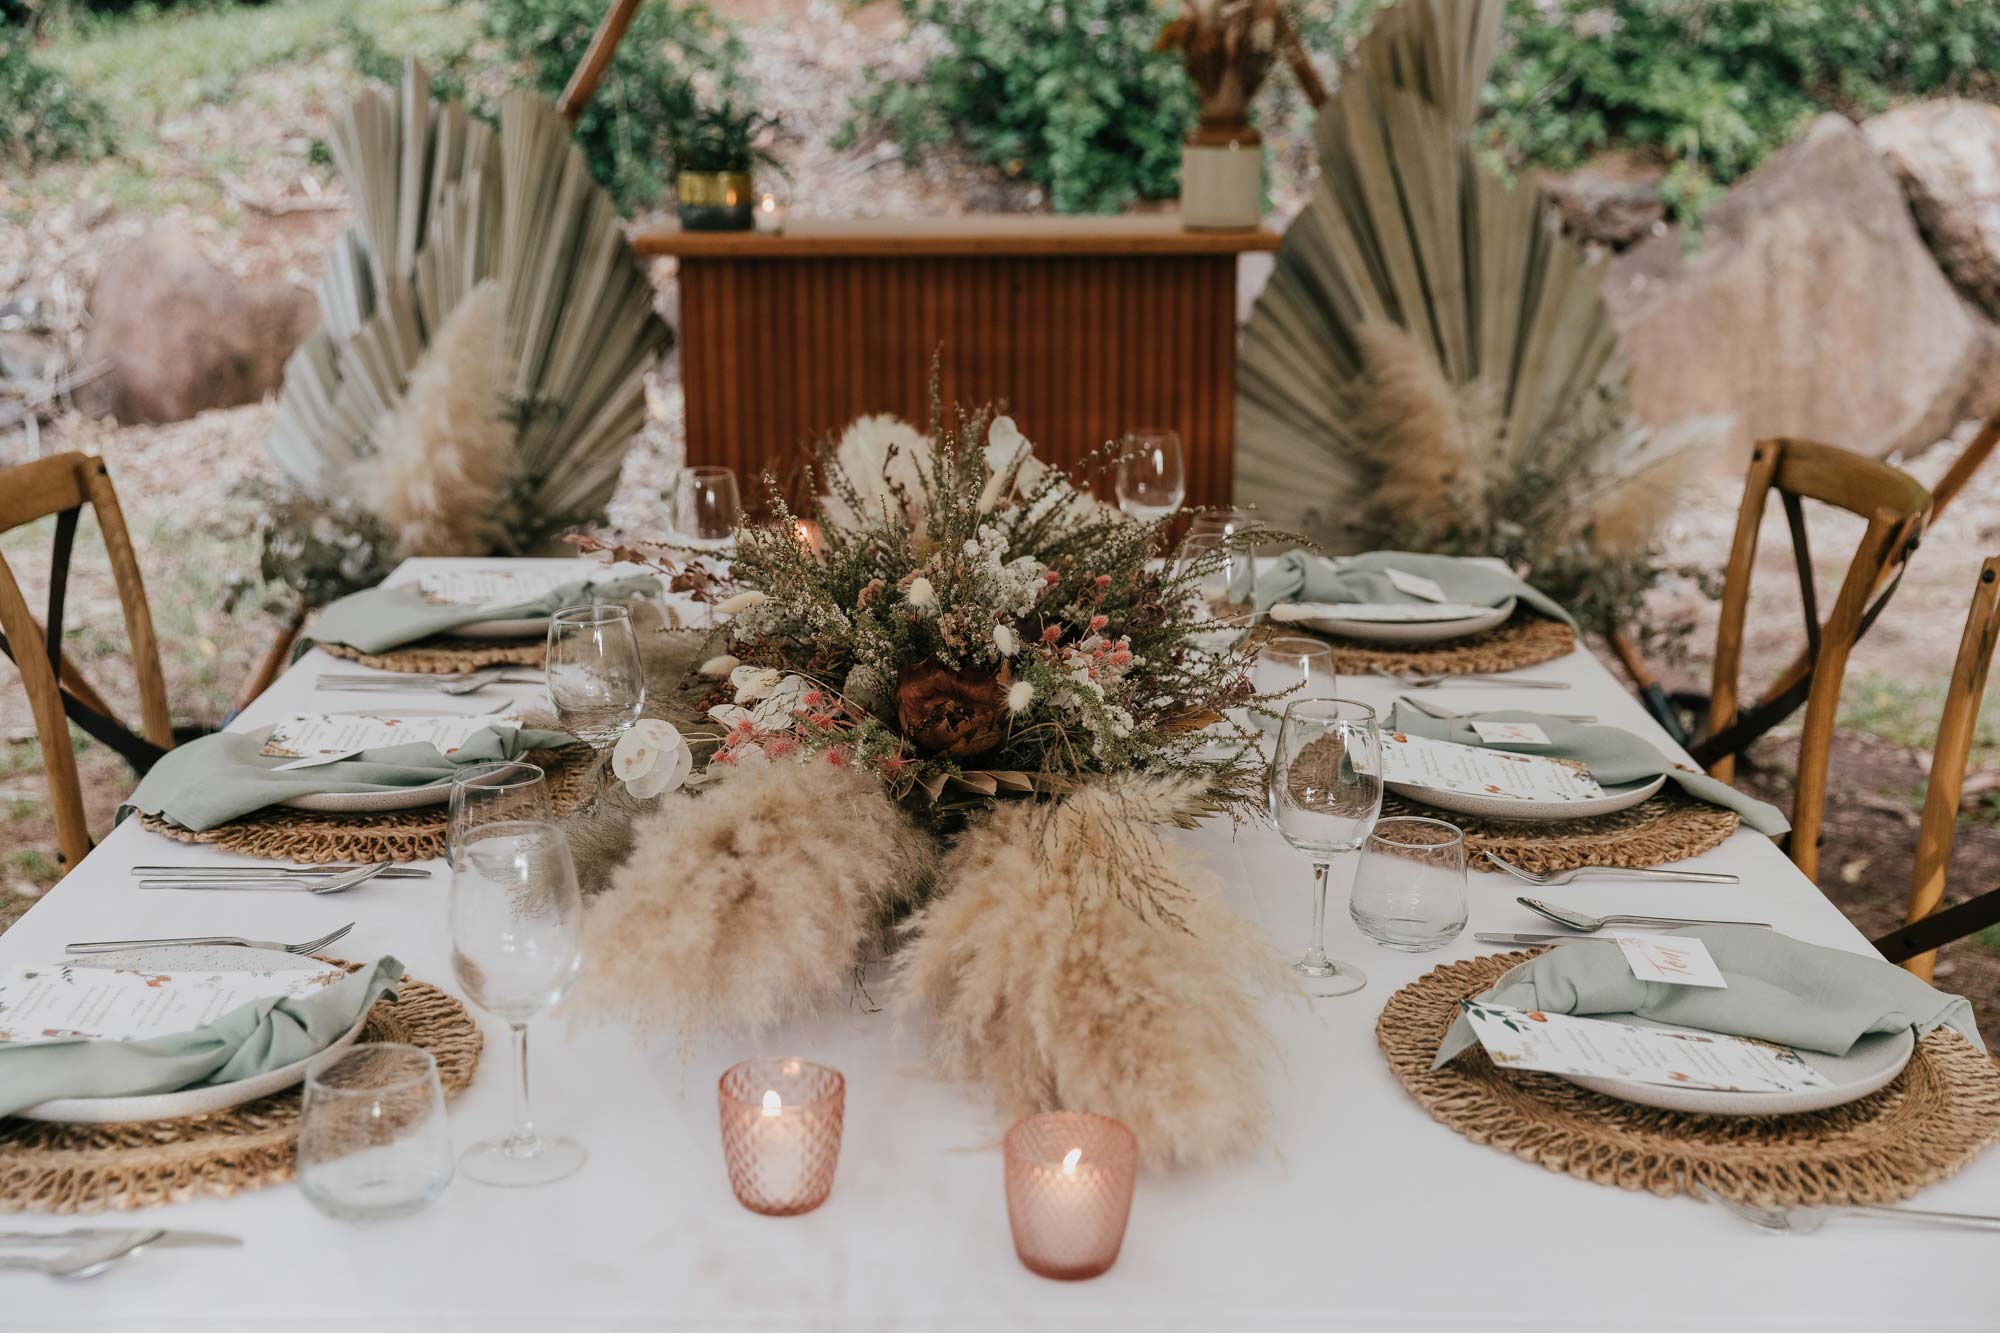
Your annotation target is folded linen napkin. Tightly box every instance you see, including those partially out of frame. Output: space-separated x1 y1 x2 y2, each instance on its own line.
0 956 403 1117
118 725 576 831
1434 926 1981 1068
297 573 660 657
1257 551 1576 629
1386 703 1791 836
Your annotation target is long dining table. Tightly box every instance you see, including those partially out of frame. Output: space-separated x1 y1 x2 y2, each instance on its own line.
5 555 1996 1332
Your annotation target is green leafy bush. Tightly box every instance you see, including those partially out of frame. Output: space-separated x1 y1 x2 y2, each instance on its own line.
482 0 748 214
1485 0 2000 224
0 26 113 165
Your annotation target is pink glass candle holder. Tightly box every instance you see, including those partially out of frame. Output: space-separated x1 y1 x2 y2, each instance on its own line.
1003 1111 1138 1280
718 1057 845 1216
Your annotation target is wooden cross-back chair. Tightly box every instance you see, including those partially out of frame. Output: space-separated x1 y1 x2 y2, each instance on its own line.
1872 556 2000 981
1698 437 1931 883
0 453 176 872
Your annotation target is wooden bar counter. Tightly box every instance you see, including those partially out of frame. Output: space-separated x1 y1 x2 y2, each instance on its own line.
633 215 1281 507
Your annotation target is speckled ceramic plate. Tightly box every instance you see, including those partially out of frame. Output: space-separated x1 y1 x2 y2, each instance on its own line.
16 947 364 1125
1560 1016 1915 1116
1270 597 1515 644
1388 772 1667 822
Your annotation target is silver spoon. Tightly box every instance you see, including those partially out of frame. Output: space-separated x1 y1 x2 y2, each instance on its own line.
1517 896 1771 933
1484 851 1739 886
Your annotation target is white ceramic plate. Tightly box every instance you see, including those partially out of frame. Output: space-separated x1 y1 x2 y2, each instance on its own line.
1389 772 1666 822
17 947 366 1124
281 781 453 813
450 616 549 640
1270 597 1514 644
1559 1015 1916 1116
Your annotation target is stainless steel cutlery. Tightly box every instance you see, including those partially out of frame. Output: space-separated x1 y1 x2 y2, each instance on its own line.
0 1228 241 1279
130 864 430 879
316 669 542 695
135 862 396 894
65 923 356 957
1369 666 1572 690
1483 852 1739 887
1696 1184 2000 1234
1395 695 1598 725
1516 897 1770 933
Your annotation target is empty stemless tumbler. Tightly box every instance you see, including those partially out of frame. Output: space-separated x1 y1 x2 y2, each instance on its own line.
673 465 743 548
1003 1111 1138 1281
1349 816 1468 952
298 1043 453 1223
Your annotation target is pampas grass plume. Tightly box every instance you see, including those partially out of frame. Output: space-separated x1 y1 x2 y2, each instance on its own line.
1351 321 1490 542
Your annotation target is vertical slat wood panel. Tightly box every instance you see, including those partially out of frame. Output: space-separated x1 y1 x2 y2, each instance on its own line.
677 253 1241 508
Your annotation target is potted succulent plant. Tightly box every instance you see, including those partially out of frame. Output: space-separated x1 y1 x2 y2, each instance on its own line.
671 100 780 232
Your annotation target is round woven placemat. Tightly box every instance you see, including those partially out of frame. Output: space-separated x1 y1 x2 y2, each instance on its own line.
319 636 543 673
136 747 601 863
1378 951 2000 1204
0 974 482 1215
1293 613 1576 677
1382 787 1740 874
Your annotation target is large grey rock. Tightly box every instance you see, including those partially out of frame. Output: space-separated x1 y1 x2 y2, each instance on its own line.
1865 98 2000 321
1603 114 1993 460
76 233 317 426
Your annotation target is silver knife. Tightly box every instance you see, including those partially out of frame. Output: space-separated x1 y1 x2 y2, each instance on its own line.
0 1228 242 1249
1474 932 1591 946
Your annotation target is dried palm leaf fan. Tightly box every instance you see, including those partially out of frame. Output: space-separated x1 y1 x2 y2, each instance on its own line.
267 60 671 559
1234 0 1711 626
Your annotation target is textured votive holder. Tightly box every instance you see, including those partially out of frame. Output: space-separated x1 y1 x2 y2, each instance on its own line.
718 1057 845 1216
1003 1111 1138 1280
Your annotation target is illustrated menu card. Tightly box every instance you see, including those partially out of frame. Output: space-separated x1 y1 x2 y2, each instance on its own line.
0 964 342 1044
1381 732 1605 802
1460 1002 1832 1094
260 713 517 768
415 568 566 609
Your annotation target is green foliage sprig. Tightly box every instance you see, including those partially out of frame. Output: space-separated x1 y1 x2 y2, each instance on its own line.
668 98 778 175
0 25 114 165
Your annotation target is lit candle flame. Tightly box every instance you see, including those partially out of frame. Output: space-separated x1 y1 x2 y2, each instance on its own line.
1060 1147 1082 1176
761 1089 783 1117
761 194 777 214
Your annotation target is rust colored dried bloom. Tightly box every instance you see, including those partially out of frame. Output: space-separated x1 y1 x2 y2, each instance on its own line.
896 658 1013 759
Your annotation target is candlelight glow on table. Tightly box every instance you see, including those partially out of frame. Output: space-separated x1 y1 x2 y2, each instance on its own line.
718 1057 845 1215
1003 1111 1138 1280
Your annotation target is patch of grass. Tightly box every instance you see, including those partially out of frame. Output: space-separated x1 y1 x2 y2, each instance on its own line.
1838 673 2000 764
10 849 58 882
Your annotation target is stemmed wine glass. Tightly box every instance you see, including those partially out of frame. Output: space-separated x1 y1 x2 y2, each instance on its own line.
546 603 645 752
673 465 742 549
448 762 587 1187
1115 428 1185 523
1269 699 1383 998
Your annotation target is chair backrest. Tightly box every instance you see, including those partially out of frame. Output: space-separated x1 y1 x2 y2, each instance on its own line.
1706 437 1930 883
0 453 171 873
1896 556 2000 981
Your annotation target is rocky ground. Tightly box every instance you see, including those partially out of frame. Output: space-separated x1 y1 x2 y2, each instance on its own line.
4 0 1999 1024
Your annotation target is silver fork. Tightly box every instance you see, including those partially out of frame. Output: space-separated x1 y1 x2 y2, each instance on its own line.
1484 851 1740 886
136 863 393 894
1394 695 1598 725
1370 666 1571 690
65 923 355 957
0 1232 162 1279
1696 1184 2000 1234
315 670 536 696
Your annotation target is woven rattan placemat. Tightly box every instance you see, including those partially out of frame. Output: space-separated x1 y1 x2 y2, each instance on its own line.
1381 788 1741 873
319 636 543 673
1295 613 1576 677
0 974 481 1215
136 746 601 863
1378 951 2000 1204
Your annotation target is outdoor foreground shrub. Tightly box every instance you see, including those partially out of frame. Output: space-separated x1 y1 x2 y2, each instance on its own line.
0 25 113 165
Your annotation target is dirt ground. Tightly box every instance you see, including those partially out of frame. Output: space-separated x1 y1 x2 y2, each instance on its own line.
4 0 1999 1028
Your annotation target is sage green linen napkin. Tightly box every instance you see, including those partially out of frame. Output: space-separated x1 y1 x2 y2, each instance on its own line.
1386 702 1790 836
118 726 576 832
1434 926 1981 1068
297 573 660 657
1257 551 1576 629
0 956 403 1117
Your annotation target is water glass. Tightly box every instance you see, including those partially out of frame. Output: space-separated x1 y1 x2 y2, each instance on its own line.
1177 532 1257 621
673 465 742 547
1270 698 1383 997
546 603 645 749
1349 816 1468 952
449 760 552 854
449 818 587 1187
1115 428 1185 523
1249 636 1338 732
298 1044 453 1223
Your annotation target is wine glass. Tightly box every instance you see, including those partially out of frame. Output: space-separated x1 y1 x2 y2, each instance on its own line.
1349 816 1467 952
1269 698 1383 997
673 465 742 548
1248 636 1337 732
449 760 552 852
546 603 645 750
448 815 587 1187
1177 532 1258 621
1115 428 1185 523
298 1044 454 1223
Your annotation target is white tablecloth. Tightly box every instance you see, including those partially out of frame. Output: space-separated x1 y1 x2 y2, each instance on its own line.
6 557 1995 1331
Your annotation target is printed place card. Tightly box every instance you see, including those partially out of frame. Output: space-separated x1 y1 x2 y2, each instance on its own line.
415 568 566 609
1385 567 1451 603
1612 933 1728 988
261 713 517 768
0 964 343 1045
1382 732 1605 803
1468 720 1553 746
1459 1002 1831 1094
